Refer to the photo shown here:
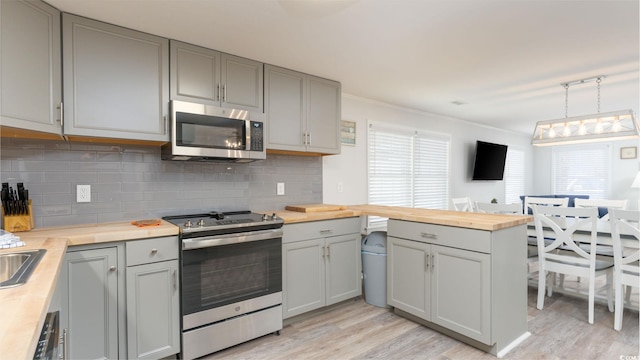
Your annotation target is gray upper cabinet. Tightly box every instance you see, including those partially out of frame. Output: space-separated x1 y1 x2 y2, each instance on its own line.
62 13 169 142
1 0 62 135
265 64 341 155
170 40 264 112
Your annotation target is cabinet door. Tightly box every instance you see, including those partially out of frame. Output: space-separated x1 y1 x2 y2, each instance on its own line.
170 40 220 105
1 0 62 135
61 247 119 360
62 14 169 142
282 238 325 318
264 65 306 151
325 233 361 305
387 236 430 319
127 260 180 359
431 245 491 344
306 75 341 154
221 53 263 112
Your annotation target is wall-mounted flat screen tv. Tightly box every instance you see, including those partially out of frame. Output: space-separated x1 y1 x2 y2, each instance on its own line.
472 141 508 180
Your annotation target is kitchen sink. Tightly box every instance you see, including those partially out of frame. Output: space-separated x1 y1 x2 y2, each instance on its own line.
0 249 45 289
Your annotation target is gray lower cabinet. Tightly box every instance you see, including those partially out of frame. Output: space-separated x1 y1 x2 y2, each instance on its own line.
170 40 264 112
59 245 123 360
1 0 62 135
265 64 341 155
387 236 490 343
282 218 361 319
125 236 180 359
58 236 180 360
387 219 527 356
62 13 169 142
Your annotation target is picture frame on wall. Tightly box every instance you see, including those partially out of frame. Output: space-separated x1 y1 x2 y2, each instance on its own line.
341 120 356 146
620 146 637 159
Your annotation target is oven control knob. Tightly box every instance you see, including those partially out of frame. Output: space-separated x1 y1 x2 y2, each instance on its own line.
271 213 277 220
197 219 205 227
184 220 192 228
262 214 269 221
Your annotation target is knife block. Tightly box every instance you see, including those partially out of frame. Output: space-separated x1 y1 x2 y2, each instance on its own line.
2 200 33 232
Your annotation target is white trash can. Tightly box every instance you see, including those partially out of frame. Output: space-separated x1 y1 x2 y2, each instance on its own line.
361 231 388 308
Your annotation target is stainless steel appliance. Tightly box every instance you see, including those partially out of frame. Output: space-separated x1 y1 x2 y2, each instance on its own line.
163 211 283 360
162 100 266 162
33 311 61 360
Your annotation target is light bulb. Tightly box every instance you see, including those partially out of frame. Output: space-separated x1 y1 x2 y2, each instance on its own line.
612 116 621 132
578 121 587 136
595 120 603 134
562 123 571 137
548 126 556 138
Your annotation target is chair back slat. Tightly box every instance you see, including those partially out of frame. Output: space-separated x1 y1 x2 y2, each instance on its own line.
524 196 569 215
475 202 521 214
533 205 598 263
609 209 640 271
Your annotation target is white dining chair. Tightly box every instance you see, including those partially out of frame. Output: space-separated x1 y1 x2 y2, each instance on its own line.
451 197 474 212
574 198 628 221
523 196 569 215
533 204 613 324
609 208 640 331
475 202 522 214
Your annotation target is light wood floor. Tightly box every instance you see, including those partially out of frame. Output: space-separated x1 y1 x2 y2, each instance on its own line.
204 286 639 360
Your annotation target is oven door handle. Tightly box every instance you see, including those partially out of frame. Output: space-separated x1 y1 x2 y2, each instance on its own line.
182 228 283 250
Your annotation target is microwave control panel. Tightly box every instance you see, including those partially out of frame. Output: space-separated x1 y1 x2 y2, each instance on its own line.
250 121 264 151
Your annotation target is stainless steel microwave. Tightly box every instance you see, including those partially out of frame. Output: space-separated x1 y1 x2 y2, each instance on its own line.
162 101 266 162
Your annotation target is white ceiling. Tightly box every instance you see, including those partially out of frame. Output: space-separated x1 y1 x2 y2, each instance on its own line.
46 0 640 135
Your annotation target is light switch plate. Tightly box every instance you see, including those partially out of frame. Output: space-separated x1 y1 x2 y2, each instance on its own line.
77 185 91 203
277 183 285 196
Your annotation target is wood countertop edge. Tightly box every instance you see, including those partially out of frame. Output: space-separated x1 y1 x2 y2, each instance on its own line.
274 205 532 230
0 220 180 359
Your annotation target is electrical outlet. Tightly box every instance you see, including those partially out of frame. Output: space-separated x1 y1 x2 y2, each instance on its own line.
277 182 285 196
77 185 91 203
337 182 344 193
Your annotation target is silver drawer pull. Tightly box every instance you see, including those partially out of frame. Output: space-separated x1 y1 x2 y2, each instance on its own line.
109 266 117 272
151 248 158 255
319 229 332 234
420 232 437 239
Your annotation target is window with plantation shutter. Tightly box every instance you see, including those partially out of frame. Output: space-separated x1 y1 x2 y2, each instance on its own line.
504 148 525 205
367 121 450 230
552 144 611 199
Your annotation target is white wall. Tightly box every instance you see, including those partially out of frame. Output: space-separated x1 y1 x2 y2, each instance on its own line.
323 94 534 207
533 138 640 209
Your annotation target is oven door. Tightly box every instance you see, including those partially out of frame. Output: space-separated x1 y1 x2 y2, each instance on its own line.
181 231 282 317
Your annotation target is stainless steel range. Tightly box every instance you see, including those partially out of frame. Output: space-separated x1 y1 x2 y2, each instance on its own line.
163 211 284 360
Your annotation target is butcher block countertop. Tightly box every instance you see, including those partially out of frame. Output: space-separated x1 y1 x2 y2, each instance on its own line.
0 220 179 360
276 204 531 231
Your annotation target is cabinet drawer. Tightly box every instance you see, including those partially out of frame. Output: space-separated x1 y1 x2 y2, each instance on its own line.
388 220 491 254
126 236 179 266
283 217 360 243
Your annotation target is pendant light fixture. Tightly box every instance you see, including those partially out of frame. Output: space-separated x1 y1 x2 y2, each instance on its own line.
531 75 639 146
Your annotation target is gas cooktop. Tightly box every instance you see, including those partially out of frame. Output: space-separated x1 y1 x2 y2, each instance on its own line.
163 210 283 236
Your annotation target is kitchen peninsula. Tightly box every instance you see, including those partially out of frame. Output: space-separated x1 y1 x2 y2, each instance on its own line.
3 205 530 359
275 204 532 357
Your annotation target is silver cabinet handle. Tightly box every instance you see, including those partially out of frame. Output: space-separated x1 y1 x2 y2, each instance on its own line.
109 266 117 272
425 253 429 271
57 102 64 127
173 270 177 290
151 248 158 255
319 229 332 234
61 329 67 360
420 232 437 239
321 246 326 258
223 84 227 102
326 245 330 259
431 254 435 268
